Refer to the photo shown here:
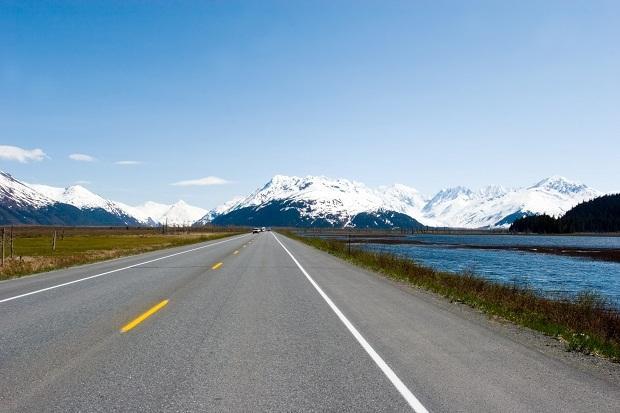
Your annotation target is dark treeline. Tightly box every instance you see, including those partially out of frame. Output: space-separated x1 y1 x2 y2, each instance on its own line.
510 194 620 233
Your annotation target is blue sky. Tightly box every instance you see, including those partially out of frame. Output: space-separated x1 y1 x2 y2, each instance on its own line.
2 1 619 208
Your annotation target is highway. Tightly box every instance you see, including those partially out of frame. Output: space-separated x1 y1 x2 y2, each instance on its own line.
0 232 618 412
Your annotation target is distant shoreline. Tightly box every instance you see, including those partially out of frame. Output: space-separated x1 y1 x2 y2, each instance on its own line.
298 231 620 263
352 238 620 263
298 229 620 238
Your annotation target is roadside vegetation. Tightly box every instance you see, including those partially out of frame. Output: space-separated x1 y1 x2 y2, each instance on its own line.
0 226 241 281
286 232 620 361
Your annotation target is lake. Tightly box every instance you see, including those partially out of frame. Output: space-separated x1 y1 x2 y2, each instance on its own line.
354 234 620 306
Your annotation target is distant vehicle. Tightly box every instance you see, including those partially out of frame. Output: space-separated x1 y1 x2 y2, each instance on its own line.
267 227 272 231
261 227 266 232
252 228 260 233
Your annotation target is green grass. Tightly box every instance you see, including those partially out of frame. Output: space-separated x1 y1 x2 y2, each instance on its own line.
0 232 240 280
286 232 620 361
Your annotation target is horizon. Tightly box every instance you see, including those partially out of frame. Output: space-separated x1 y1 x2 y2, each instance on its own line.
0 166 612 211
2 1 619 208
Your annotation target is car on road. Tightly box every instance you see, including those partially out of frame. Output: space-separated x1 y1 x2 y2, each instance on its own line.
252 228 260 233
261 227 266 232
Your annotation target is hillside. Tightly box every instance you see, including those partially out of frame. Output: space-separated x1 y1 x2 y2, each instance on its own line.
510 194 620 233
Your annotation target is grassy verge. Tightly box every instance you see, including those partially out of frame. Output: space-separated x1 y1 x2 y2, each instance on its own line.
0 232 241 281
286 232 620 361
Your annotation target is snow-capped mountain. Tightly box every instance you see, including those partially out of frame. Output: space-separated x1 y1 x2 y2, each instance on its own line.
376 184 428 221
200 174 603 229
29 182 207 226
119 200 207 226
229 175 388 224
1 172 53 208
0 169 605 229
201 175 425 229
195 196 245 225
423 176 602 228
158 201 207 226
0 172 141 226
29 183 138 225
114 201 166 226
1 172 207 227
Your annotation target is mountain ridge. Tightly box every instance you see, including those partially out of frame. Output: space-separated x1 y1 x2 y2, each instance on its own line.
0 170 605 229
1 172 206 226
202 174 602 229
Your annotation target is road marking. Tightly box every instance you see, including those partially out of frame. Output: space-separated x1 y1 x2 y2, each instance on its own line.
121 299 169 333
233 250 239 255
272 233 428 413
0 234 248 304
212 262 223 270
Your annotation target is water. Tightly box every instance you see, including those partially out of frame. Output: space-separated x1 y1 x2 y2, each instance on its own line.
403 234 620 249
354 234 620 305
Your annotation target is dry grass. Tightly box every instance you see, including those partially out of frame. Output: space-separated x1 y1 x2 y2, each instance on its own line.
0 230 240 280
288 232 620 361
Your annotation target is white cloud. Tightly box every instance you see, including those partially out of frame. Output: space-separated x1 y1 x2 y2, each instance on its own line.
69 153 96 162
0 145 47 163
115 160 143 165
171 176 231 186
74 180 91 185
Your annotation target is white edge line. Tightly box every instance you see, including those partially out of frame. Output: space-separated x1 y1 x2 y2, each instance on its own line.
0 234 249 304
272 232 429 413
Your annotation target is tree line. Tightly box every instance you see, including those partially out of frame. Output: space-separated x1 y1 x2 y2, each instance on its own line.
510 194 620 233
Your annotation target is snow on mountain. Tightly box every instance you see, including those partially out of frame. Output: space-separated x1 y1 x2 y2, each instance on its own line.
29 183 142 225
196 196 245 225
120 200 206 226
214 175 401 226
421 186 475 226
0 172 142 226
205 174 603 229
528 175 596 196
2 169 605 229
29 182 206 226
198 175 429 227
0 172 54 208
377 183 429 222
422 176 601 228
31 184 115 211
122 201 171 224
160 201 207 226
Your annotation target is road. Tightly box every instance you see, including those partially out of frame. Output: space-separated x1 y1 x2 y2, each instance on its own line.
0 232 618 412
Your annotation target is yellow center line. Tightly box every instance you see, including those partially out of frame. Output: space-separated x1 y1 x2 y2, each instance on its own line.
212 262 223 270
121 299 169 333
233 250 239 255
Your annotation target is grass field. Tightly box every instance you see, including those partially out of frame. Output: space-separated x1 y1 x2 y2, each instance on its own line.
0 227 241 280
287 232 620 361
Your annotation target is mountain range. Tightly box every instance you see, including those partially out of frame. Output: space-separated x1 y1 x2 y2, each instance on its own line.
200 174 602 229
0 171 604 229
0 172 206 227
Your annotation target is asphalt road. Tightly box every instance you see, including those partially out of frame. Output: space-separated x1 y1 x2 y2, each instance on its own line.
0 232 618 412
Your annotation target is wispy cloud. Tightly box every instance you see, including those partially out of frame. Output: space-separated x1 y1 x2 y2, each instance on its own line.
69 153 96 162
171 176 231 187
0 145 47 163
115 160 143 165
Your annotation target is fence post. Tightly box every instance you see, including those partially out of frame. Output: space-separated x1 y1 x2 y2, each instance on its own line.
1 227 4 266
10 226 13 259
348 233 351 255
52 230 57 254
